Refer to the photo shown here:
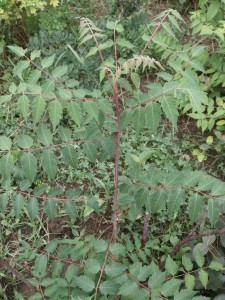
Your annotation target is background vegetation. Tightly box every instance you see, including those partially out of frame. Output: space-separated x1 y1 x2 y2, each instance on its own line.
0 0 225 299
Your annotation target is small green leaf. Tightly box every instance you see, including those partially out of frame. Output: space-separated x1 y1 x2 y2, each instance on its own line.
167 188 186 216
100 281 119 295
206 136 213 145
8 45 25 57
30 49 41 60
85 259 101 274
83 142 97 163
27 197 39 221
209 260 225 271
188 194 205 223
165 255 179 276
98 40 113 52
18 94 29 121
195 250 205 268
187 88 208 113
110 243 126 256
0 136 12 150
75 275 95 293
45 240 58 254
93 239 108 253
119 280 138 296
137 265 152 281
33 255 48 278
86 47 98 57
13 61 30 78
199 269 208 288
62 146 78 167
64 201 77 220
191 46 205 57
0 153 14 178
37 124 53 146
132 106 145 134
148 270 166 289
21 152 37 183
184 274 195 290
58 126 71 142
161 278 182 297
208 199 221 226
207 1 220 20
16 134 33 149
73 89 86 98
182 255 193 271
12 194 25 218
65 265 79 283
32 96 46 124
161 96 178 126
41 150 58 180
145 102 161 133
120 109 133 130
174 289 197 300
131 72 140 90
105 262 127 277
162 22 177 39
149 189 167 213
48 100 63 131
67 101 82 126
0 193 9 212
84 101 99 121
101 138 115 156
117 37 134 49
58 88 72 100
43 200 57 219
52 65 68 78
41 54 55 69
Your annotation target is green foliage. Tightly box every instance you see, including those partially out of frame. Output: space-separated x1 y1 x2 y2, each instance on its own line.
0 0 59 22
1 3 225 299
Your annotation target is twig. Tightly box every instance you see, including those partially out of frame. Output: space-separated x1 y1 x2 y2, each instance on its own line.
0 139 100 154
142 212 150 245
170 226 225 258
118 9 171 95
94 234 113 300
1 189 112 202
112 87 121 243
128 273 167 300
132 181 225 200
0 257 35 292
141 9 171 56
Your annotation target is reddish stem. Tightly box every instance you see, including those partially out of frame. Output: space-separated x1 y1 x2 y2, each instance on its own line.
112 87 121 243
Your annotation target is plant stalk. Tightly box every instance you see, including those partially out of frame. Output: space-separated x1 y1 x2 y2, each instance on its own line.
112 87 121 243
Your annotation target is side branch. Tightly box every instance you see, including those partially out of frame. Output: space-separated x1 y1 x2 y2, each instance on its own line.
0 257 35 292
170 226 225 258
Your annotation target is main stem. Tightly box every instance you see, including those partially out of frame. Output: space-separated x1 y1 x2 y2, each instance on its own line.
112 86 121 242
